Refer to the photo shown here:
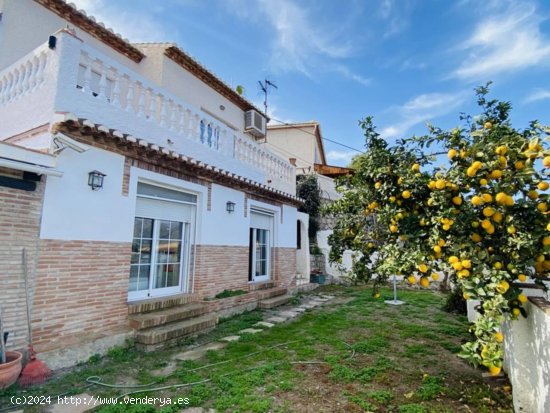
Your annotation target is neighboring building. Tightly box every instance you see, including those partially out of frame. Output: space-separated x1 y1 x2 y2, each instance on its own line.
266 122 354 281
0 0 303 368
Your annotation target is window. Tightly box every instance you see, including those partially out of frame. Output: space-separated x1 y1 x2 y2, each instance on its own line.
249 210 274 282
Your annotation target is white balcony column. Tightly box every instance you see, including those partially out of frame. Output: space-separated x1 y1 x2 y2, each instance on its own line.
97 62 107 99
27 56 40 91
147 89 157 122
81 58 92 95
34 51 48 90
136 83 146 117
169 103 180 131
110 67 121 107
125 78 135 113
159 96 168 127
20 62 32 95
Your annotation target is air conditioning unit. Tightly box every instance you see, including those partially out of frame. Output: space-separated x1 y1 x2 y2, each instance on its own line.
244 110 266 138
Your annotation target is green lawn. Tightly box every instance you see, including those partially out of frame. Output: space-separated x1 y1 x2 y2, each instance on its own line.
0 286 513 412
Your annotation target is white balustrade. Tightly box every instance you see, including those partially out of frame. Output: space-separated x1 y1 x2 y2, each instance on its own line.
0 34 295 194
0 45 49 105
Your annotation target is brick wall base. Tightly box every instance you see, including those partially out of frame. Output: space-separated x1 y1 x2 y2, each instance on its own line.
193 245 297 298
0 170 45 351
32 240 132 353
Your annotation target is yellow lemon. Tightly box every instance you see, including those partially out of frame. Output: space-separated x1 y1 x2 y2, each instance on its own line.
471 195 483 206
438 239 446 247
407 275 417 284
538 203 548 213
528 190 539 200
543 236 550 246
433 245 441 254
448 149 458 159
492 212 503 223
479 178 488 186
390 225 398 233
375 181 382 189
452 262 464 271
419 277 430 288
482 193 493 203
484 121 493 130
495 145 507 155
458 269 470 278
483 207 495 217
481 219 492 229
489 365 501 376
435 179 446 190
538 182 549 191
494 262 503 270
518 294 528 303
402 190 411 199
490 169 503 179
544 156 550 168
431 273 439 281
514 161 525 170
452 196 463 206
507 225 516 234
418 263 428 273
412 163 420 172
472 161 483 169
449 256 459 264
495 332 504 343
512 308 520 316
461 260 472 269
505 196 514 207
518 274 527 282
471 233 482 242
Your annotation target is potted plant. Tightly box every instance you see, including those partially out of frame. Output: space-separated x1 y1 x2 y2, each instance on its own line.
0 309 23 389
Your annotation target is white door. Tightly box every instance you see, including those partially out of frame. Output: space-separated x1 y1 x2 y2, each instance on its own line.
250 211 274 283
128 183 196 301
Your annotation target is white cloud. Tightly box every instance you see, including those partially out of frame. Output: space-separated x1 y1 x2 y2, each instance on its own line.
227 0 370 87
377 0 412 38
452 2 550 80
524 88 550 104
70 0 168 42
326 150 357 166
380 91 467 139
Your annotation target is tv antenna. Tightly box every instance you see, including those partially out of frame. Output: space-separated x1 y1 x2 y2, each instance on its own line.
258 78 278 118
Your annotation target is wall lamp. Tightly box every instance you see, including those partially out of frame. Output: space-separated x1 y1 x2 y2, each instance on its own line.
226 201 236 214
88 170 106 190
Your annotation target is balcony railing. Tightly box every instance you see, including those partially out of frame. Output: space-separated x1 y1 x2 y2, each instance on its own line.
0 31 295 194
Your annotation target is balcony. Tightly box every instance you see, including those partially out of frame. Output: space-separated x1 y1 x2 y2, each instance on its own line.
0 30 295 195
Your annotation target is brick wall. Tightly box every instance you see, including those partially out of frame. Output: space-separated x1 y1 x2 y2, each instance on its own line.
32 240 132 353
272 247 297 288
192 245 297 298
0 168 45 351
193 245 250 297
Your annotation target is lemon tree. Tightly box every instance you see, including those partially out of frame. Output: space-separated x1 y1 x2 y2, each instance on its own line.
326 85 549 374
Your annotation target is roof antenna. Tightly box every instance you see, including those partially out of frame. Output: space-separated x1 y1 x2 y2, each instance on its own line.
258 78 277 119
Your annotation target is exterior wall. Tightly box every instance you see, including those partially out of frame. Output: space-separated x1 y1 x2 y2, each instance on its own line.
0 168 45 351
272 247 297 288
0 0 142 72
503 298 550 413
266 126 317 171
467 291 550 413
296 212 310 284
32 240 132 353
316 230 354 280
193 245 249 297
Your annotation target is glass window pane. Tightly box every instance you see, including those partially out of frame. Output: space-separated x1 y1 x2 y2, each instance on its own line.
159 221 170 239
133 218 143 238
141 240 152 263
170 222 182 239
166 263 179 287
142 218 153 238
138 265 150 290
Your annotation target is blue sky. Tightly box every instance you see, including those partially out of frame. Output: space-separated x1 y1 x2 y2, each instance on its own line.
72 0 550 166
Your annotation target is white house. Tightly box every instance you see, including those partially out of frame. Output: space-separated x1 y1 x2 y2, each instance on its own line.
0 0 303 368
266 121 354 281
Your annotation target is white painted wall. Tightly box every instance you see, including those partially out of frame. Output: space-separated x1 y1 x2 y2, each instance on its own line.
466 288 550 413
318 174 340 201
503 299 550 413
0 0 142 72
266 126 317 171
296 212 310 281
316 230 354 279
40 145 134 242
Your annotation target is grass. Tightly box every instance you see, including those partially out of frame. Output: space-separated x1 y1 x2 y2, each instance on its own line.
0 285 513 412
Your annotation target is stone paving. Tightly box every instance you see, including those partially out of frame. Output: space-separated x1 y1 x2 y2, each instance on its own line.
45 293 335 413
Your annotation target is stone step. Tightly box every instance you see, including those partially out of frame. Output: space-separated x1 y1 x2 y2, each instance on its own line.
128 302 208 330
135 314 218 348
128 294 199 315
256 286 287 300
258 294 293 309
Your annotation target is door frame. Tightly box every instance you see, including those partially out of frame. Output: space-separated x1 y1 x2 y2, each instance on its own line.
128 183 197 302
249 209 275 283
